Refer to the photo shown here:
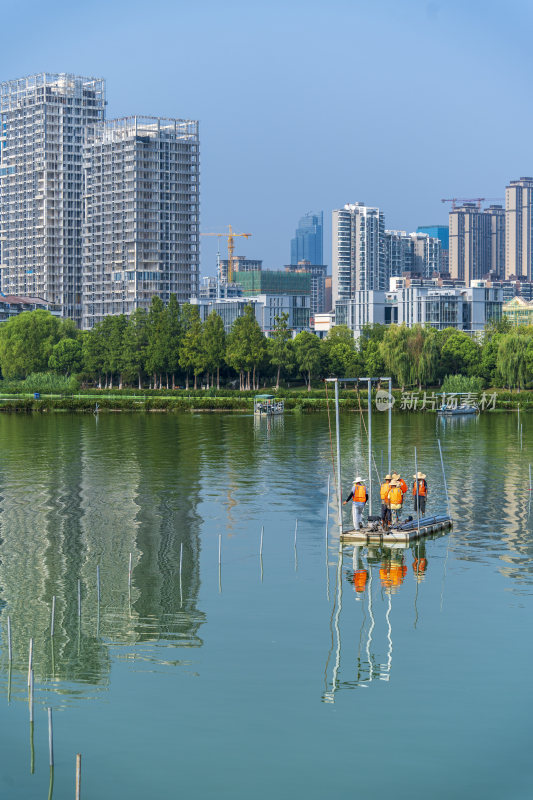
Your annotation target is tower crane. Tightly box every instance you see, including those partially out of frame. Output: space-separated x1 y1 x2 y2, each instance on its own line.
441 197 504 211
200 225 252 283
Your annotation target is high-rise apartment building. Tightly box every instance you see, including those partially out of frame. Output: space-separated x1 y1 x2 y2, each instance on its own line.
82 117 199 328
484 204 505 277
385 230 414 276
332 203 385 304
505 177 533 279
384 230 440 280
417 225 449 274
290 211 323 265
0 73 105 324
449 203 491 284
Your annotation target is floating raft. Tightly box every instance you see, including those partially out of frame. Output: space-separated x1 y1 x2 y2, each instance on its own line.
340 514 453 544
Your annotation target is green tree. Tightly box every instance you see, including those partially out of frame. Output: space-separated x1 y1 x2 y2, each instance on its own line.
440 331 481 377
0 310 68 379
269 312 294 389
48 338 83 376
179 306 206 389
122 309 148 388
145 296 167 388
294 330 322 390
81 327 107 387
225 305 266 390
165 294 182 388
202 311 226 389
497 331 532 390
379 325 412 389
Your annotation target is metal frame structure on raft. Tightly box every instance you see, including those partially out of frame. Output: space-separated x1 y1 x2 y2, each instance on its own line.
325 376 392 533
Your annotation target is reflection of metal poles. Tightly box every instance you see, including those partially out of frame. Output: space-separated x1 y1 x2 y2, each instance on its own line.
388 378 392 475
415 446 420 536
383 592 392 681
331 543 343 698
366 564 375 683
437 439 451 517
367 378 372 516
334 380 343 530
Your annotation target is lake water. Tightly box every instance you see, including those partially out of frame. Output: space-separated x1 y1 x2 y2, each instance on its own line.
0 410 532 799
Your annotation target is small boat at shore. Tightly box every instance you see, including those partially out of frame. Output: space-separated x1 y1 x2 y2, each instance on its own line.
437 402 478 416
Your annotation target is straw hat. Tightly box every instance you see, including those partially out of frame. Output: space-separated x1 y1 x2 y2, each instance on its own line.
413 472 425 479
385 474 392 480
389 479 399 487
353 477 364 484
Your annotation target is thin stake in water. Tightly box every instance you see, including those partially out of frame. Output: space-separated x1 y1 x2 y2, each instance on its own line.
76 753 82 800
260 526 264 557
7 615 12 662
218 534 221 566
294 518 298 548
97 565 101 604
28 638 33 688
529 464 532 493
48 707 54 767
414 446 420 537
77 579 81 619
29 669 34 723
50 596 56 638
179 542 183 608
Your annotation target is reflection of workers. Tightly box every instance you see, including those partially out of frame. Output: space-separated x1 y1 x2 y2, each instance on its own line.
412 472 428 514
343 477 368 530
387 479 404 526
352 546 368 594
380 474 392 528
412 542 428 582
380 553 407 593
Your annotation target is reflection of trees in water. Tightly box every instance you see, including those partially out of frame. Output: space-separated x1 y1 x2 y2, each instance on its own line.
0 415 205 700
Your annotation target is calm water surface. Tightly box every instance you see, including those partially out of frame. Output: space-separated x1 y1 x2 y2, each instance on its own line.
0 410 532 799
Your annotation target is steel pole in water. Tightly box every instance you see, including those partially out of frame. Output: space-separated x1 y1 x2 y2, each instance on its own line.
76 753 82 800
334 379 343 531
368 378 372 516
388 378 392 476
326 474 330 547
7 616 12 663
51 596 55 638
77 580 81 619
28 638 33 688
437 439 451 518
414 446 420 536
48 708 54 766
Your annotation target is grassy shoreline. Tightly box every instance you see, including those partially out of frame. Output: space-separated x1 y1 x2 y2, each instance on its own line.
0 388 530 413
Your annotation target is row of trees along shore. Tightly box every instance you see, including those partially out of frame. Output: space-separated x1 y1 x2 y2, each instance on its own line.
0 295 531 391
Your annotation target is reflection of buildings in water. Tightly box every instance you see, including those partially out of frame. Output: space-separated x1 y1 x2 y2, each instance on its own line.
323 540 432 701
0 415 205 701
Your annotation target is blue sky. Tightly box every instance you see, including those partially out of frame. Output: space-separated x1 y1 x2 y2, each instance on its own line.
2 0 532 275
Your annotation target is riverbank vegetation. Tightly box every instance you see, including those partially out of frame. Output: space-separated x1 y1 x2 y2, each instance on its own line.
0 296 532 393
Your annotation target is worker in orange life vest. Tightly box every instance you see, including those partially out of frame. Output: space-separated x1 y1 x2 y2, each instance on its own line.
380 474 392 528
412 472 428 515
343 477 368 530
392 472 408 495
387 479 404 526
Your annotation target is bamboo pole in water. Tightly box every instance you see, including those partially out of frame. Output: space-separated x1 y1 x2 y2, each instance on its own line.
437 439 451 518
77 579 81 619
260 526 264 557
27 638 33 688
7 615 12 662
414 447 420 537
128 553 132 590
75 753 82 800
48 708 54 766
51 596 56 638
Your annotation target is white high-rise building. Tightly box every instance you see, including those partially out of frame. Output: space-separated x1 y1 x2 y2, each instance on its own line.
0 73 105 323
505 177 533 279
332 203 385 304
82 117 199 328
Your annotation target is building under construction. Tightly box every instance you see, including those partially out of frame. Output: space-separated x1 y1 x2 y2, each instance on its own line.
82 116 199 328
0 73 105 324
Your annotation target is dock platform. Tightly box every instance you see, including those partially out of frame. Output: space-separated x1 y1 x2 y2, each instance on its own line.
340 516 452 544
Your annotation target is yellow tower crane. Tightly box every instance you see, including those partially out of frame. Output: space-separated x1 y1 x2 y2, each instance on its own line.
201 225 252 283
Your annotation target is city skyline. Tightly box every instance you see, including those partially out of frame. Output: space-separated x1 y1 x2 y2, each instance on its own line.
1 1 531 275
